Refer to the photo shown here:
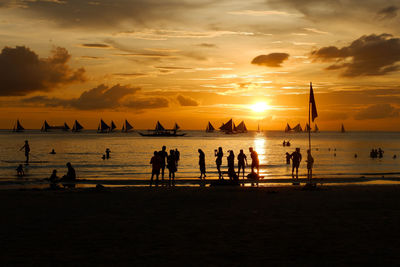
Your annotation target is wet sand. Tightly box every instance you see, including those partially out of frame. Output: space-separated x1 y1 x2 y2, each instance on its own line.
0 185 399 266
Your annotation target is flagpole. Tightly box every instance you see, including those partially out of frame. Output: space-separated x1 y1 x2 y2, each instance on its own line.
308 82 312 182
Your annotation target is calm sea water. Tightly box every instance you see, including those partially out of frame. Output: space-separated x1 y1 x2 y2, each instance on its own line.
1 130 400 184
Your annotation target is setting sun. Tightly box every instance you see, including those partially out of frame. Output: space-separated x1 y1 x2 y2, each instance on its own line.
250 102 269 113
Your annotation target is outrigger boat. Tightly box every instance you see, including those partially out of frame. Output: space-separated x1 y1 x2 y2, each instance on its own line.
139 121 186 137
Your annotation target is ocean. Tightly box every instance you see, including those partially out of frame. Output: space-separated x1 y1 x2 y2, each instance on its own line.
1 130 400 185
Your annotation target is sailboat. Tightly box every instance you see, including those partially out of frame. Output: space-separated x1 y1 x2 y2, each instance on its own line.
63 122 70 131
97 119 110 133
314 124 319 133
109 121 117 132
72 120 84 132
219 119 235 134
41 120 51 132
284 123 292 132
121 119 134 132
292 123 303 132
257 123 261 133
205 122 215 132
139 121 186 137
236 121 248 133
12 120 25 132
341 124 346 133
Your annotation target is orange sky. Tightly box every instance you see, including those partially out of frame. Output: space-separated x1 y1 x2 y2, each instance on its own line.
0 0 400 130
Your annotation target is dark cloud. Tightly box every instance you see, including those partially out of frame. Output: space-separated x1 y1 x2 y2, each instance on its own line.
377 5 398 20
11 0 212 29
0 46 85 96
354 104 399 120
251 53 289 67
22 84 169 111
311 34 400 77
80 43 111 48
177 94 199 106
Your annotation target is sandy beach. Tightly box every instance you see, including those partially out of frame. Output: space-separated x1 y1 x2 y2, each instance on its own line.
0 184 399 266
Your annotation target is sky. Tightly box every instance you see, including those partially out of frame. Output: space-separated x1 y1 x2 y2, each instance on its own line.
0 0 400 130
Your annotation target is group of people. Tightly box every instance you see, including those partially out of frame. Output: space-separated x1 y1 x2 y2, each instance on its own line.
370 148 384 159
285 148 314 181
282 140 291 147
48 162 77 189
150 146 180 187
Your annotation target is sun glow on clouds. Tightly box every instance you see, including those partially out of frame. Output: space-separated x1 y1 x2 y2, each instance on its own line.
250 102 269 113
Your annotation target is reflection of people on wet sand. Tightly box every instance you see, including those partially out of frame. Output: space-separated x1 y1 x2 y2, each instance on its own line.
167 150 177 186
19 140 30 164
159 146 168 184
106 148 111 159
306 149 314 180
60 162 76 188
198 149 206 185
291 148 302 181
150 151 161 187
50 149 56 154
49 169 59 189
237 149 247 180
16 164 24 177
249 147 259 175
215 147 223 179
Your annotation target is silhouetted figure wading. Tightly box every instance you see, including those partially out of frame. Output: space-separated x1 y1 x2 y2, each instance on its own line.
16 164 24 177
159 146 168 185
198 149 206 185
20 140 30 164
291 148 302 181
215 147 223 179
306 149 314 180
237 149 247 180
227 150 236 181
150 151 161 187
167 150 177 186
249 147 259 175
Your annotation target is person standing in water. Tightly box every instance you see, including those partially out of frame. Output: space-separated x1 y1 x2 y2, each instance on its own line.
105 148 111 159
237 149 247 180
20 140 30 164
198 149 206 185
16 164 24 177
290 148 302 181
227 150 235 180
306 149 314 180
285 152 291 164
249 147 259 175
150 151 161 187
167 150 177 186
175 148 180 167
215 147 224 179
159 146 168 184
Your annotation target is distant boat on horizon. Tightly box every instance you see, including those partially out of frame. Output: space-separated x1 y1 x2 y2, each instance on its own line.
284 123 291 132
110 120 117 132
72 120 84 132
219 119 247 134
206 121 215 132
12 120 25 132
314 124 319 133
41 120 69 132
97 119 110 133
139 121 186 137
121 119 134 132
341 124 346 133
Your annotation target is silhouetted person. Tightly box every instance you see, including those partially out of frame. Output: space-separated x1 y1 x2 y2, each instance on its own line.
150 151 161 187
20 140 30 164
393 154 397 159
286 141 291 147
106 148 111 159
49 169 59 189
16 164 24 177
249 147 259 175
61 162 76 188
102 154 106 160
237 149 247 180
283 140 286 146
159 146 168 183
167 150 177 186
198 149 206 184
291 148 302 180
286 152 291 164
175 148 180 167
378 148 384 158
306 149 314 180
215 147 223 179
227 150 235 180
50 149 56 154
354 153 358 158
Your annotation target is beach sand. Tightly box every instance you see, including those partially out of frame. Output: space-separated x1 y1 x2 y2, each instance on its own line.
0 185 399 266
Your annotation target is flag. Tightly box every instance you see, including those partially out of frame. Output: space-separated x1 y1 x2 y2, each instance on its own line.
310 82 318 122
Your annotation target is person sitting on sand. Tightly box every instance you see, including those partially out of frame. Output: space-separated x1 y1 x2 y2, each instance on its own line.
306 149 314 180
249 147 259 175
61 162 76 188
106 148 111 159
150 151 161 187
198 149 206 184
19 140 30 164
50 149 56 154
290 148 302 181
49 169 59 189
237 149 247 180
167 150 177 186
227 150 236 180
215 147 224 180
16 164 24 177
286 152 291 164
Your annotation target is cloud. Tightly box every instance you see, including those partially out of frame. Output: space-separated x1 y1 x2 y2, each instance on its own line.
311 34 400 77
80 43 111 48
177 94 199 106
354 104 399 120
251 53 289 67
0 46 85 96
196 43 217 48
228 10 294 16
113 73 148 78
377 5 398 20
22 84 169 111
